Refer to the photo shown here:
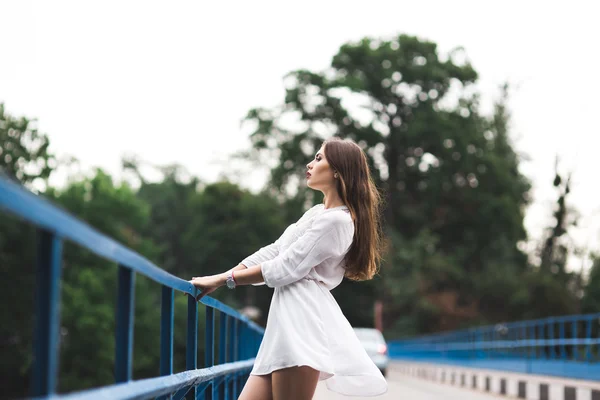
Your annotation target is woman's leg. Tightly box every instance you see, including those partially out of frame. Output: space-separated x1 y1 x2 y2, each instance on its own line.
238 374 273 400
272 366 320 400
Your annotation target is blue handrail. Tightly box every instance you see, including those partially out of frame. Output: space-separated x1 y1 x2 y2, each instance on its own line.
0 176 264 399
388 313 600 381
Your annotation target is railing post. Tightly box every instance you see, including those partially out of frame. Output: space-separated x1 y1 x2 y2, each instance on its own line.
585 317 592 361
529 325 536 359
559 320 566 359
548 319 555 359
537 323 545 359
520 325 526 360
186 296 198 399
483 328 489 359
524 323 532 374
241 324 250 393
159 285 174 400
232 319 239 396
228 317 238 398
115 265 136 383
205 307 215 400
224 315 231 400
571 319 578 361
31 230 64 397
235 321 243 397
241 324 247 361
219 311 228 400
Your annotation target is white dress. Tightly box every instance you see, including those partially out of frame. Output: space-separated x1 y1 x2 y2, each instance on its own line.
240 204 388 397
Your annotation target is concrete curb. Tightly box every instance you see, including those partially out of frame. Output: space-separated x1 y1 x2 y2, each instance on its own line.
394 361 600 400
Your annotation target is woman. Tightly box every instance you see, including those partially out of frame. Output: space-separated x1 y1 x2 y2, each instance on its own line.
190 137 388 399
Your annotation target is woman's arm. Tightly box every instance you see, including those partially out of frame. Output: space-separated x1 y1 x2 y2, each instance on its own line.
195 213 351 295
210 265 265 287
190 264 265 300
259 213 353 288
239 239 281 269
229 263 247 273
230 265 265 286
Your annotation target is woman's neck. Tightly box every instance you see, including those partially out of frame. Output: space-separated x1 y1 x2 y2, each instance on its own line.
322 192 345 209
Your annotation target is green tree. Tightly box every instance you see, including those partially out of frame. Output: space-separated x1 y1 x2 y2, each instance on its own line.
522 160 581 319
539 159 577 276
582 255 600 313
131 163 202 276
0 103 55 187
45 170 166 391
0 104 57 399
242 34 531 334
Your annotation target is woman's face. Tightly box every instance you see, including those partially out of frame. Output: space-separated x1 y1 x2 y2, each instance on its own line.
306 145 335 190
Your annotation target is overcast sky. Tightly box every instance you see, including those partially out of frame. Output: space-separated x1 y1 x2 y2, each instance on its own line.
1 0 598 271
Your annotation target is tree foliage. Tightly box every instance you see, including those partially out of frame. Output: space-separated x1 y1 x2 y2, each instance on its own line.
46 170 164 390
0 103 54 187
0 104 56 398
242 34 532 334
582 255 600 313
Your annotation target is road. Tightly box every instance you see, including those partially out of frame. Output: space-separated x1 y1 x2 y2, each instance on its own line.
313 363 502 400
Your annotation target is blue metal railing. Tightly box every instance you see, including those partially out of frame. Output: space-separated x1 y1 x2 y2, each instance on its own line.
388 314 600 381
0 176 264 399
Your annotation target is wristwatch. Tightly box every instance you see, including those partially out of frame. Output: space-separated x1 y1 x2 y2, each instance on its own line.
226 271 237 289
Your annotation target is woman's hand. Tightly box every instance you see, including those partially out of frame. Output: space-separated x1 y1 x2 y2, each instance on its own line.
189 274 225 301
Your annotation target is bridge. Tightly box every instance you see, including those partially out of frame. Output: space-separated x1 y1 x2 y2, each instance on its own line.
1 175 598 400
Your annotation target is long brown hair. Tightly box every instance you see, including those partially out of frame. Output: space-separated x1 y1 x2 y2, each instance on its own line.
323 137 383 281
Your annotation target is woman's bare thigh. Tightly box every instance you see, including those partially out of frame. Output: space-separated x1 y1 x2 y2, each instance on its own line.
272 366 320 400
238 374 273 400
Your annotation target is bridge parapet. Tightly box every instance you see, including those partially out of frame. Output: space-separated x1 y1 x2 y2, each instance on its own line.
0 176 263 399
388 313 600 381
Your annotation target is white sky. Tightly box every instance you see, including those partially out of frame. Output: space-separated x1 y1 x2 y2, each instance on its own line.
1 0 599 272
